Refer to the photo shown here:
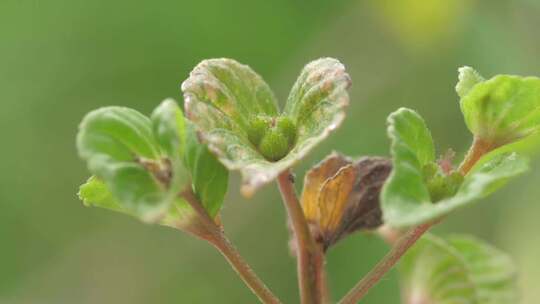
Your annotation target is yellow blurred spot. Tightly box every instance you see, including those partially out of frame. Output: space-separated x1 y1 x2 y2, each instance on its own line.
372 0 473 50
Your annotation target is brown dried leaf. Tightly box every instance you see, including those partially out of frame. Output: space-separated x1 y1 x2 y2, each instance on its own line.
337 157 392 241
319 164 357 235
301 152 351 223
300 154 392 251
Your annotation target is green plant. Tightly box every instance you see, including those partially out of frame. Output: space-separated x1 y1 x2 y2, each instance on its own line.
77 59 540 303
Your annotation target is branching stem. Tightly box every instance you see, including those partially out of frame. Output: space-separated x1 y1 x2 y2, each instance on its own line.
337 133 491 303
277 170 326 304
182 189 282 304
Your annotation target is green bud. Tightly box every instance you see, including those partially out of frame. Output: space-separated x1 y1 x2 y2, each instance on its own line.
246 115 298 162
424 163 464 202
247 115 272 147
276 116 297 148
425 174 447 202
259 129 290 161
446 171 464 195
422 163 439 180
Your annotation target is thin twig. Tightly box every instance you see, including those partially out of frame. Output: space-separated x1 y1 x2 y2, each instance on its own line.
182 189 282 304
277 170 325 304
338 221 436 304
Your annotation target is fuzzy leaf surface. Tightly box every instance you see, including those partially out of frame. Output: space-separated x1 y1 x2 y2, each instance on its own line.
460 73 540 146
182 58 350 196
456 66 485 99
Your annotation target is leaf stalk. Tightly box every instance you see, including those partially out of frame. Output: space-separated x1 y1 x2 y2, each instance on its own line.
459 137 496 175
182 189 282 304
338 221 437 304
277 170 327 304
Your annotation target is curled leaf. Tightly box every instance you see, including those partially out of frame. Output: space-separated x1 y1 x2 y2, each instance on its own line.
300 153 391 250
182 58 351 197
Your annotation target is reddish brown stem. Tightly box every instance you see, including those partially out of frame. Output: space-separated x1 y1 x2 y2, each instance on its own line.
277 170 326 304
317 245 331 304
182 189 282 304
211 233 282 304
338 221 436 304
459 137 496 175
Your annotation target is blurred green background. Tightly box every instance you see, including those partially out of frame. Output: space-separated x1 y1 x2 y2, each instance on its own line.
2 0 540 303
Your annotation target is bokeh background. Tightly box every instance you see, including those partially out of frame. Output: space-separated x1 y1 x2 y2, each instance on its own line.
2 0 540 303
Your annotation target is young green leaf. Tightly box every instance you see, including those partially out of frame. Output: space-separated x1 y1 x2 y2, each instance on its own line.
382 108 529 228
78 176 125 213
79 176 201 233
151 98 186 160
400 234 517 304
151 99 228 219
151 99 190 191
381 108 435 221
400 234 476 304
460 71 540 147
184 124 229 218
182 58 351 196
77 106 172 221
77 98 229 225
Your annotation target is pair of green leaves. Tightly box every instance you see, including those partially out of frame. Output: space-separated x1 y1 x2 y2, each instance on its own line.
382 67 540 228
181 58 351 196
400 233 517 304
381 108 528 227
77 99 228 228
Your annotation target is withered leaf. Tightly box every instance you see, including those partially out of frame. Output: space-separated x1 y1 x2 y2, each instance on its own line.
319 164 357 236
300 153 392 251
301 152 351 224
337 157 392 241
